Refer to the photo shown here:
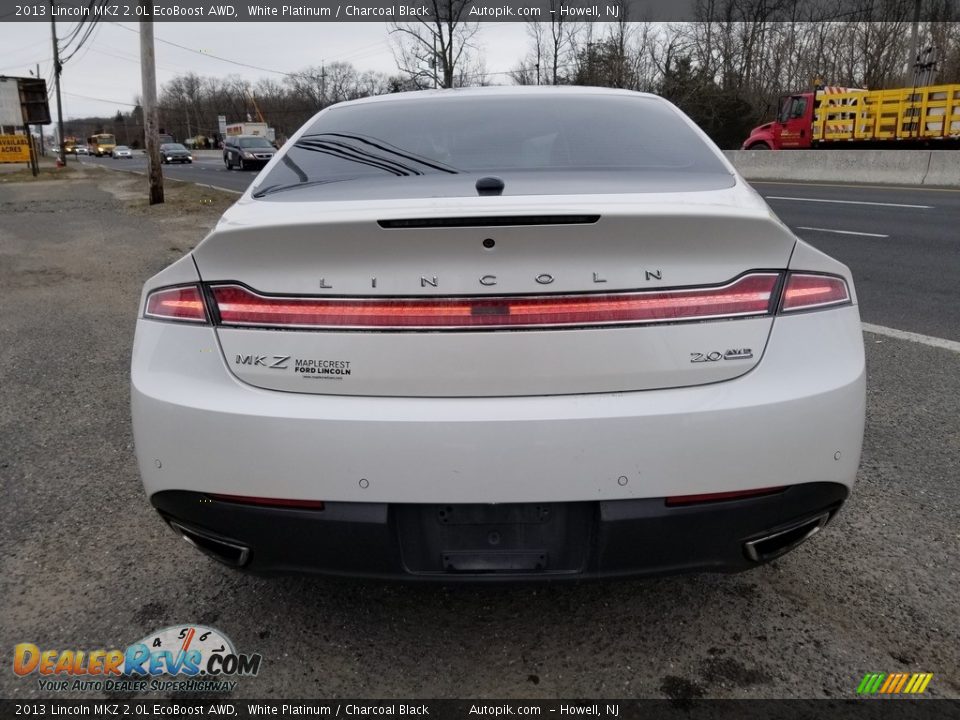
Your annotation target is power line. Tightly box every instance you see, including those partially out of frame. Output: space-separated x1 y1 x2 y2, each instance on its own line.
62 89 138 107
114 23 296 77
61 18 103 63
0 58 52 72
88 43 197 74
61 18 104 65
112 23 391 77
58 19 88 49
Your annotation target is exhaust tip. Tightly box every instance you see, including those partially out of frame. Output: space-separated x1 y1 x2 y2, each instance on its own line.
168 519 251 567
744 512 831 563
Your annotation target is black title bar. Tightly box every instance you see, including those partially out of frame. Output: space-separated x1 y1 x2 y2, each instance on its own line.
6 0 958 22
1 700 959 720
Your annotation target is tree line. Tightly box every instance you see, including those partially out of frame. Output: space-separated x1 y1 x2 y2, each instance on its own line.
64 9 960 151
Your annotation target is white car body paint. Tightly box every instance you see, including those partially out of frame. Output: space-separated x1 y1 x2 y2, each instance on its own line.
130 87 865 577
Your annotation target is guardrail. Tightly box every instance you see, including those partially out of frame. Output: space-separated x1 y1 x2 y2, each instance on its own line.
724 150 960 187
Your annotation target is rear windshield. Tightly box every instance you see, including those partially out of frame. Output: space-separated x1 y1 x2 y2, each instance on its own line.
254 94 729 198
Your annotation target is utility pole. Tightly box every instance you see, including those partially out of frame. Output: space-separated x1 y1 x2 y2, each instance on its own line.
49 0 66 165
140 4 163 204
906 0 922 83
36 63 44 156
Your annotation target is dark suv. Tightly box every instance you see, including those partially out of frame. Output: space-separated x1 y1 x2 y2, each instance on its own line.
223 135 277 171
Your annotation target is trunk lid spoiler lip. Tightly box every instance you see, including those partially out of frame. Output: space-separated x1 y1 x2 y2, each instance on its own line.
214 180 770 233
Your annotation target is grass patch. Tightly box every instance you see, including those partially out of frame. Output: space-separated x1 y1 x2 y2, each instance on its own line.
0 164 78 183
127 179 237 216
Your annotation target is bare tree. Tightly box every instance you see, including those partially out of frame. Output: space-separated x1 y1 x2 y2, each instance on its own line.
544 12 582 84
389 1 481 88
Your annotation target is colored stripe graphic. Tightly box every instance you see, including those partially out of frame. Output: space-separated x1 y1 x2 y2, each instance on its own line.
857 672 932 694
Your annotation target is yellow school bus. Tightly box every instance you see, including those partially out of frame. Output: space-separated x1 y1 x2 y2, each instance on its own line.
87 133 117 157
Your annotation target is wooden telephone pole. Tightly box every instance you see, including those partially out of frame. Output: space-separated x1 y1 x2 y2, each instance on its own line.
49 0 66 165
140 4 163 204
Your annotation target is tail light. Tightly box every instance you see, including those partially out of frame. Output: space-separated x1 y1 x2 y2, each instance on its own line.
143 273 851 329
780 273 850 312
210 273 780 330
144 285 209 323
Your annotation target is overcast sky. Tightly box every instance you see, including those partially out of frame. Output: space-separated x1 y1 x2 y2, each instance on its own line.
0 21 531 120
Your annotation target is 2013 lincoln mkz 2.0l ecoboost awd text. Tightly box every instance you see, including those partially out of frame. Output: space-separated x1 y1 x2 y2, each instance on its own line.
131 86 865 580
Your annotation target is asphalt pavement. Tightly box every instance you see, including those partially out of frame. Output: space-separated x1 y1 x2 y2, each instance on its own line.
1 163 957 701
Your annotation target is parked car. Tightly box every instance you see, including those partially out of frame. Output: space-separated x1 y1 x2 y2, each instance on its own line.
133 87 865 580
159 143 192 164
112 145 133 159
223 135 276 170
74 147 89 156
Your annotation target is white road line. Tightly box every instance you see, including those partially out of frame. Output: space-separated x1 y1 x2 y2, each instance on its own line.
751 180 960 193
766 196 933 209
863 323 960 353
795 226 889 238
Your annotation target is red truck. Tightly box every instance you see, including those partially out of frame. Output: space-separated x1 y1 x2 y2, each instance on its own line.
742 84 960 149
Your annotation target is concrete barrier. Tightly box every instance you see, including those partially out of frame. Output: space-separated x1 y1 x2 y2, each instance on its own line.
724 149 960 188
923 151 960 187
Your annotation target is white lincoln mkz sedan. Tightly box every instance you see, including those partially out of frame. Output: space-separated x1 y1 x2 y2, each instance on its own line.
131 87 865 580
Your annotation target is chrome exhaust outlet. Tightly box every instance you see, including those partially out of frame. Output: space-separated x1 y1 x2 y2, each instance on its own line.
744 512 831 563
168 519 251 567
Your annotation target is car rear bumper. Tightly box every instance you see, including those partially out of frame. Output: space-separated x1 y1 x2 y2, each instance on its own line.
151 482 848 580
132 305 865 505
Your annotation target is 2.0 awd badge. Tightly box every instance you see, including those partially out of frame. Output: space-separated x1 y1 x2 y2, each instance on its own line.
690 348 753 363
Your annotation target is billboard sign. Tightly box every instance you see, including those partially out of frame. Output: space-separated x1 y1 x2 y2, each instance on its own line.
0 78 24 127
19 78 51 124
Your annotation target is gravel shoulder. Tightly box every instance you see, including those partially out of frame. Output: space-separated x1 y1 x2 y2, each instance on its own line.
1 170 957 700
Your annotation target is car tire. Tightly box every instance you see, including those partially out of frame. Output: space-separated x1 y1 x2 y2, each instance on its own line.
748 142 772 150
239 158 246 171
224 155 232 170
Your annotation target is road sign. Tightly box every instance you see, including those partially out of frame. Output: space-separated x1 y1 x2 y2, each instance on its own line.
0 134 31 163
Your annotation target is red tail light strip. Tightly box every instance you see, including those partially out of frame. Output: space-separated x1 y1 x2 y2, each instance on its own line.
781 273 850 312
144 285 208 323
211 273 781 330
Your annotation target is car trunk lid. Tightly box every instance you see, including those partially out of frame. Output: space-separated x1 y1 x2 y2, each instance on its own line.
193 189 795 397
